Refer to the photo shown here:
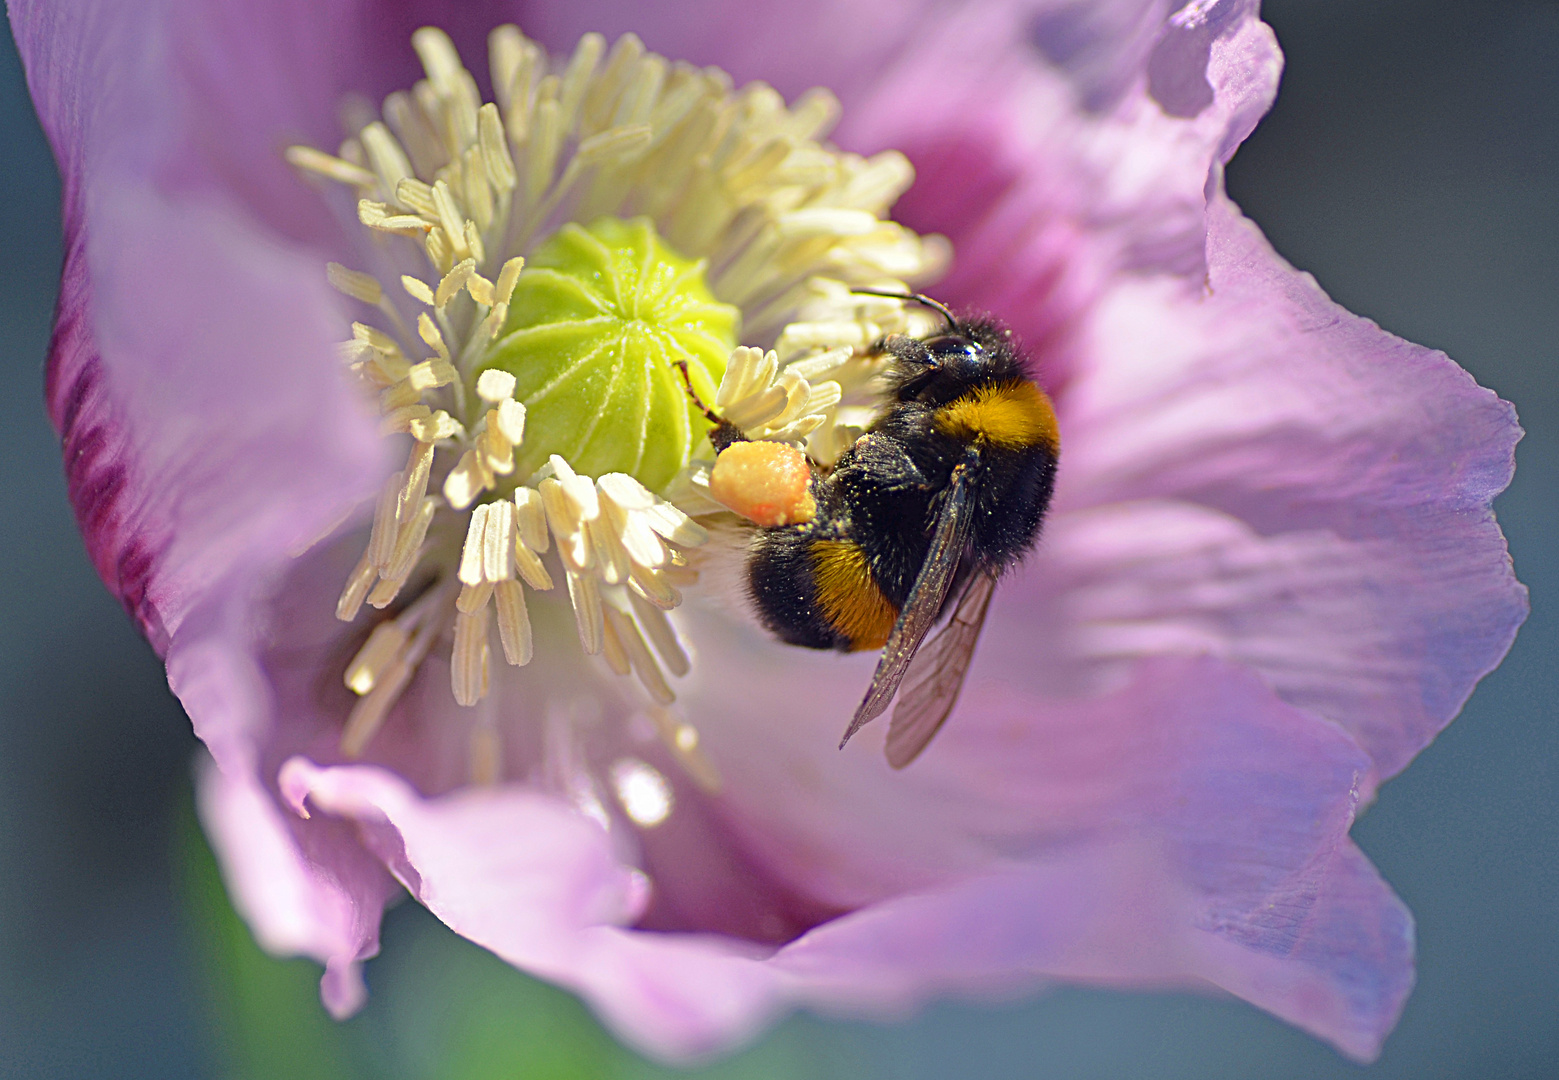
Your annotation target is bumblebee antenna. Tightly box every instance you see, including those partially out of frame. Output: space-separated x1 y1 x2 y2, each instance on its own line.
850 288 958 333
670 357 745 452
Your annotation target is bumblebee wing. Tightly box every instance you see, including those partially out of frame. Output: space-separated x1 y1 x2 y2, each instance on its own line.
837 461 977 750
883 569 997 768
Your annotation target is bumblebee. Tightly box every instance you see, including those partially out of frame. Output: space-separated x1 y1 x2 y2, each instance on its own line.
700 295 1059 767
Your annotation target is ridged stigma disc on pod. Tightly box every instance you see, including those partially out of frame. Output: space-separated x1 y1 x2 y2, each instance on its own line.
482 217 739 492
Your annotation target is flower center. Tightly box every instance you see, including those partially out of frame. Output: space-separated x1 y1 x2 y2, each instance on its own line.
286 24 947 797
487 217 737 491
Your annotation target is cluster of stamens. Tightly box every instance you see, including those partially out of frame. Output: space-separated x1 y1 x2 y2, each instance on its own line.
286 24 945 785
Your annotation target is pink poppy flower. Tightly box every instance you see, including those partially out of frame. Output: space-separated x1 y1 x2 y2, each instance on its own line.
13 0 1525 1066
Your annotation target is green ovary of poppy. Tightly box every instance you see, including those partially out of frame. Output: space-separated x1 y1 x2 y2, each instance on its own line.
481 216 738 492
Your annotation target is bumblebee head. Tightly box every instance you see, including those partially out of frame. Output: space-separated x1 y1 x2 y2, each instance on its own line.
888 332 996 406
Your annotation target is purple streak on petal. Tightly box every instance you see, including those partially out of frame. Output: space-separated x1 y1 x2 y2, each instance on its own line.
44 221 170 643
15 0 391 647
1053 196 1526 778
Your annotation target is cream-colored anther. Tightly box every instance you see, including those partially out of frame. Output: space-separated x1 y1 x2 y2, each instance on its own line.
602 602 672 704
628 563 680 610
493 579 532 665
400 441 435 517
416 313 452 364
382 497 435 586
340 597 440 757
401 274 436 306
629 589 689 675
408 410 462 443
722 380 791 431
367 470 405 569
456 581 494 614
483 499 517 582
550 455 600 520
357 200 429 236
380 381 423 413
456 501 520 596
430 180 467 258
641 500 707 547
336 552 376 622
359 122 415 203
477 103 517 192
494 258 525 303
406 359 456 391
716 346 775 408
785 346 854 382
425 221 454 275
477 398 525 475
341 651 411 757
285 145 379 189
394 177 439 217
467 273 496 307
492 399 525 443
539 477 592 573
327 263 383 305
479 257 526 338
477 369 518 403
588 506 631 585
443 450 490 510
451 605 491 707
599 614 631 676
435 259 477 309
352 321 403 357
463 219 487 264
565 570 604 654
776 319 877 356
599 475 667 568
344 621 408 696
514 487 549 552
513 541 553 592
778 207 880 240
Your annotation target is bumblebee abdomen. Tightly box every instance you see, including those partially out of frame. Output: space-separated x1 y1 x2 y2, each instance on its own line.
746 526 900 652
809 539 899 651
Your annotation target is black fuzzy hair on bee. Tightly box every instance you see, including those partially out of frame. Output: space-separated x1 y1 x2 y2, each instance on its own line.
737 293 1060 767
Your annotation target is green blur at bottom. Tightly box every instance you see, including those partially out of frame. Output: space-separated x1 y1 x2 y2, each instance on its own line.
176 805 865 1080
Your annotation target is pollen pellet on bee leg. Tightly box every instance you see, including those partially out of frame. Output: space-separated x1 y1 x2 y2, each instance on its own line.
707 440 816 526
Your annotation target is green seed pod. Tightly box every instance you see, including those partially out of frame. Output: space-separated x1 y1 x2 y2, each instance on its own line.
483 217 739 492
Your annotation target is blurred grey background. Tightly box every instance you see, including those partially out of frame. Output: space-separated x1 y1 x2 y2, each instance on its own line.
1 1 1555 1077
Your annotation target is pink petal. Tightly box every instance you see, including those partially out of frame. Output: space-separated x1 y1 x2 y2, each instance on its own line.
1052 195 1525 778
15 0 391 648
15 0 1506 1065
196 754 398 1017
837 5 1282 389
276 758 791 1061
759 658 1411 1062
273 654 1410 1061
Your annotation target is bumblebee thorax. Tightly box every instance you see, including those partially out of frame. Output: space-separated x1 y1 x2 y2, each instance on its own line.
934 379 1059 455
